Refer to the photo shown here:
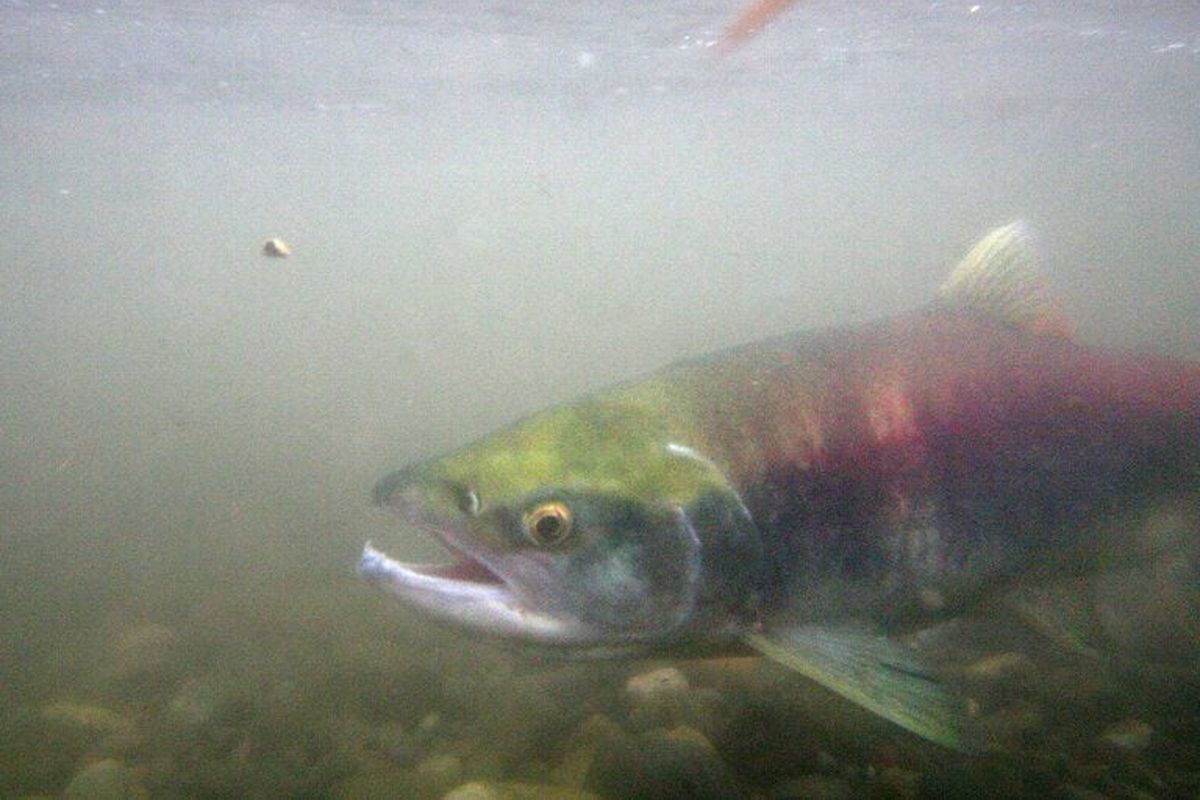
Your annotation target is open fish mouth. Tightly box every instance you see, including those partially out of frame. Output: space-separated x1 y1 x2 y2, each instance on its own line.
357 540 589 644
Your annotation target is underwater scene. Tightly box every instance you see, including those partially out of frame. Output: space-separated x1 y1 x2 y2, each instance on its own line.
3 1 1200 798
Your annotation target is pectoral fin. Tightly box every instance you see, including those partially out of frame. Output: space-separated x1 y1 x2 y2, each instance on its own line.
743 626 980 753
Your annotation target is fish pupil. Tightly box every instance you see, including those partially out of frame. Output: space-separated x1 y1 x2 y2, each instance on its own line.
535 514 562 541
526 502 572 545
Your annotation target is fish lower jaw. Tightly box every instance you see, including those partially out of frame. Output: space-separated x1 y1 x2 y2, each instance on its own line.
357 541 592 643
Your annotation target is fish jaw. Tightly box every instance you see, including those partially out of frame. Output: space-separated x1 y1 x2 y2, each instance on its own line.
362 474 602 644
364 438 730 649
357 541 594 643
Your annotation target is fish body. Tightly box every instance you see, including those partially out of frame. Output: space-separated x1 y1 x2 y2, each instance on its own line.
677 304 1200 627
361 223 1200 749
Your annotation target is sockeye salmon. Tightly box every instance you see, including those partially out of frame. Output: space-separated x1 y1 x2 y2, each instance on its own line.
360 223 1200 751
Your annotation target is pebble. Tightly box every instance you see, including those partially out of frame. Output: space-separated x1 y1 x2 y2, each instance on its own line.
106 623 183 685
664 724 717 754
681 657 760 691
678 686 741 743
979 704 1046 749
623 666 690 727
584 727 745 800
873 767 921 799
768 774 856 800
415 753 464 795
41 702 135 738
440 665 600 774
920 757 1057 799
625 666 689 697
331 766 414 800
443 782 602 800
962 652 1035 682
1055 785 1111 800
575 713 624 743
164 673 235 727
711 700 821 785
444 784 498 800
62 759 144 800
1100 719 1154 752
262 238 291 257
550 713 624 788
320 642 445 727
373 721 422 767
1 705 95 794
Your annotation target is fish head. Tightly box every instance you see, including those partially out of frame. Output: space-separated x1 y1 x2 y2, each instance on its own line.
361 386 762 653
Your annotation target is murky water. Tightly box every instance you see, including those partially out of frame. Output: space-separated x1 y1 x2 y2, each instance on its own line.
2 1 1199 797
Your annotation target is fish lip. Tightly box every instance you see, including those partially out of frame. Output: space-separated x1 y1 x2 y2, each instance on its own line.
372 479 517 598
357 541 593 643
367 473 597 644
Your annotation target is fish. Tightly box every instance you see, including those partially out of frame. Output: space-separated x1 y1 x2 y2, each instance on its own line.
359 222 1200 751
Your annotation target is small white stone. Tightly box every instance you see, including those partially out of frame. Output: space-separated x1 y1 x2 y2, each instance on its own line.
416 752 462 781
962 651 1034 681
624 666 689 707
443 781 500 800
262 238 291 258
1102 718 1154 752
63 759 137 800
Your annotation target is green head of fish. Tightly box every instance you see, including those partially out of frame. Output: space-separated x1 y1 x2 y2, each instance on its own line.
360 379 765 652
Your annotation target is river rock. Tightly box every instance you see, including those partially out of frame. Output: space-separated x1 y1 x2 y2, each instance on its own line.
625 666 689 703
445 665 600 772
768 774 856 800
414 753 465 796
872 766 921 799
317 639 445 726
623 666 690 728
0 706 93 796
443 782 602 800
163 666 268 731
1100 719 1154 752
41 702 135 738
1055 785 1111 800
920 756 1056 799
711 699 821 785
977 702 1046 750
663 724 717 754
262 238 291 257
550 713 624 788
584 727 745 800
104 623 184 699
962 652 1035 683
331 766 415 800
62 759 144 800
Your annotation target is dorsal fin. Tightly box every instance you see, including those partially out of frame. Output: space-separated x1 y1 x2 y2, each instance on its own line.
938 221 1073 338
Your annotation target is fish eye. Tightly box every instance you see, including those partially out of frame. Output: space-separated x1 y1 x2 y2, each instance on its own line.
525 502 572 546
456 486 481 517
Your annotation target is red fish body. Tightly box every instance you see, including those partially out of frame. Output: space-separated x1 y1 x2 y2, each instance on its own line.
362 222 1198 750
670 306 1200 627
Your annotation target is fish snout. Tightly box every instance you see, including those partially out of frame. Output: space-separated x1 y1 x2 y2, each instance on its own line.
373 467 437 513
372 468 410 507
373 466 466 524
